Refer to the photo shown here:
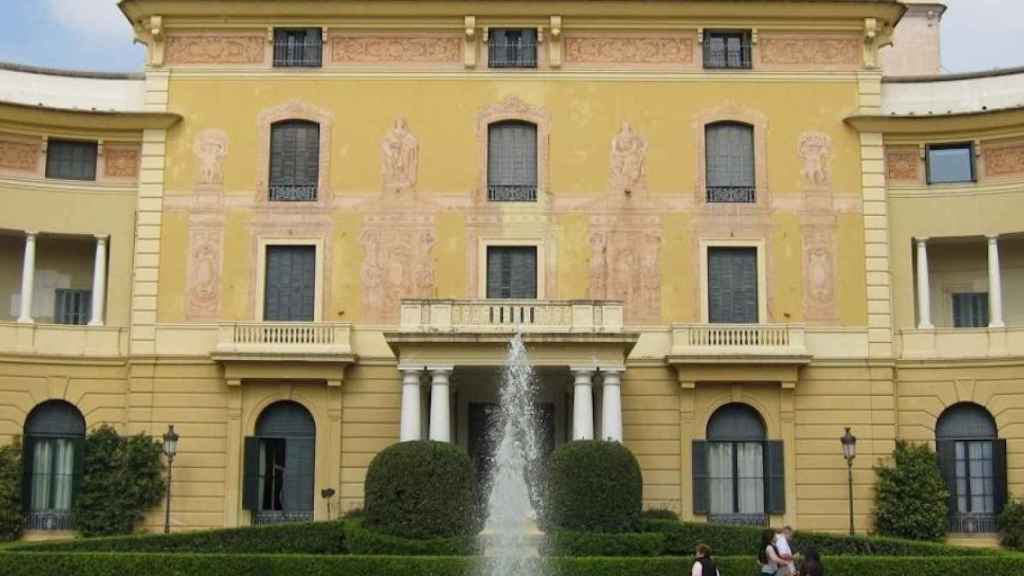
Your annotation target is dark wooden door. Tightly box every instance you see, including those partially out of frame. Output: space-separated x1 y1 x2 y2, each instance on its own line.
264 245 315 321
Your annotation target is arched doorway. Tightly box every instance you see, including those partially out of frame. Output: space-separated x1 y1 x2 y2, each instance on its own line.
23 400 86 530
244 401 315 525
936 403 1006 534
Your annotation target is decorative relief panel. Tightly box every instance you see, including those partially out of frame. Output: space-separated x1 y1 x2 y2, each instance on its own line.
759 34 860 68
360 219 436 323
381 119 418 194
565 36 693 65
103 146 140 179
186 228 223 320
194 129 229 187
885 147 921 183
802 226 838 323
798 132 832 189
0 138 40 172
589 213 661 324
330 36 461 64
610 122 647 196
983 141 1024 178
165 34 265 65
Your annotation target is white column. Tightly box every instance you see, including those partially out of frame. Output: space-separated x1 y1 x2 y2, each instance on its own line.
428 367 453 442
915 238 933 329
17 231 37 324
571 368 594 441
88 235 108 326
399 369 423 442
987 235 1005 328
601 369 623 442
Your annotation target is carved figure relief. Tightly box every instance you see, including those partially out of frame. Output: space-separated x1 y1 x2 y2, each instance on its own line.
565 37 693 65
0 139 39 172
194 129 229 186
186 229 223 320
984 142 1024 177
381 118 419 193
330 36 461 64
802 227 838 323
798 132 832 188
610 122 647 195
760 36 860 67
885 148 921 183
589 223 661 323
103 147 140 179
165 35 265 65
360 226 435 322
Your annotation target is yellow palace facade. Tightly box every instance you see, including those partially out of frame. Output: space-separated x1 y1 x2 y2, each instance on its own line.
1 0 1022 541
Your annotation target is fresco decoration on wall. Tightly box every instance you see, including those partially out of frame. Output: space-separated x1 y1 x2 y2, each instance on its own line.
802 226 838 322
360 220 436 323
610 122 648 196
186 228 224 320
759 35 861 67
798 132 833 189
565 36 693 65
885 148 921 183
589 214 662 324
165 34 265 65
330 36 461 64
0 139 39 172
983 141 1024 178
103 147 140 179
194 129 229 187
381 118 419 194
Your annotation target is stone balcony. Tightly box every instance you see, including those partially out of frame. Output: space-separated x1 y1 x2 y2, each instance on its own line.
668 323 811 365
900 326 1024 360
212 322 354 363
398 299 624 334
0 322 127 358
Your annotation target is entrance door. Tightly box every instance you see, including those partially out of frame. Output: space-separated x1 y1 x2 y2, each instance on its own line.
468 402 555 494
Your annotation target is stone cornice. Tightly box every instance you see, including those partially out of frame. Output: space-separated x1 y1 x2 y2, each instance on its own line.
0 101 182 134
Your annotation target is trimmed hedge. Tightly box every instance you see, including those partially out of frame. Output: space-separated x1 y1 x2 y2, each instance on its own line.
546 441 643 532
364 441 475 539
344 521 476 556
0 439 22 542
7 521 346 555
1 553 1024 576
545 530 664 557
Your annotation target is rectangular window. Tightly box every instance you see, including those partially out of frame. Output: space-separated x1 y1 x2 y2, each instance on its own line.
269 121 320 201
273 28 322 68
952 292 989 328
263 245 316 321
706 123 756 203
488 122 538 202
927 143 975 184
488 29 538 69
45 140 97 181
26 437 77 530
708 247 759 323
486 246 538 299
703 31 752 70
54 289 92 325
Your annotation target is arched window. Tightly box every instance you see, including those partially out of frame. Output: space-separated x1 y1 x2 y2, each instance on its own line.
23 400 85 530
269 120 320 201
487 121 537 202
693 403 783 525
244 401 316 525
936 403 1006 534
705 122 755 203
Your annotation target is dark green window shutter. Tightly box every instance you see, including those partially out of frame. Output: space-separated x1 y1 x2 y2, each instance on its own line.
22 436 35 514
486 247 537 299
285 438 316 513
993 438 1008 515
709 247 758 323
766 440 786 514
264 246 315 321
936 440 958 518
71 437 85 507
242 436 259 511
692 440 709 515
269 121 319 201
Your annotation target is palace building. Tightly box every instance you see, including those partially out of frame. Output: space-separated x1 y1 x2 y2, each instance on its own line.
1 0 1021 542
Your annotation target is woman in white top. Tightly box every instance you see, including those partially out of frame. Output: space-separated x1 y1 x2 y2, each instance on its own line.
691 543 721 576
759 529 787 575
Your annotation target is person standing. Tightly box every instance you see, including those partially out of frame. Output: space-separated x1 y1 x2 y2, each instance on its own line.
691 543 721 576
774 526 796 576
759 529 786 576
801 548 825 576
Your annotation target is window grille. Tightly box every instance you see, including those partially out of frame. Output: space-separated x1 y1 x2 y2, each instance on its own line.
273 28 323 68
46 140 97 181
703 31 752 69
488 29 538 68
269 121 320 201
706 122 755 203
54 289 91 326
488 121 538 202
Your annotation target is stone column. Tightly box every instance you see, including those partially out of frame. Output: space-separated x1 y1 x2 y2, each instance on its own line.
88 235 108 326
428 367 453 442
915 238 933 329
17 231 37 324
571 368 595 440
987 235 1005 328
399 368 423 442
601 369 623 442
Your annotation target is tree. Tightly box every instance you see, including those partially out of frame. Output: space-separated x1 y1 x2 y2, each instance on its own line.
873 441 948 541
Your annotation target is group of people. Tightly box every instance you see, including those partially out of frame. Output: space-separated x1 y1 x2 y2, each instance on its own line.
690 526 825 576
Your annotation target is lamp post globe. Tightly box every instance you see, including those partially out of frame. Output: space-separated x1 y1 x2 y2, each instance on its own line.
162 425 179 534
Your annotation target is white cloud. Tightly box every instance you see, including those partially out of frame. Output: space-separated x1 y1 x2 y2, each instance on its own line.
46 0 133 43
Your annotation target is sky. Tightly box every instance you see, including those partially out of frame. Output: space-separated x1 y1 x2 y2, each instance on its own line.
0 0 1020 74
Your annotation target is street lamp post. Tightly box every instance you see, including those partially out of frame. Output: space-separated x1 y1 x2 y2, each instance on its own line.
162 425 179 534
840 427 858 536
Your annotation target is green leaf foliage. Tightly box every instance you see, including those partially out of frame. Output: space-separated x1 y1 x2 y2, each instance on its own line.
997 499 1024 550
74 425 166 537
546 440 643 532
343 520 476 555
0 438 23 542
873 441 950 541
363 441 475 539
544 529 664 556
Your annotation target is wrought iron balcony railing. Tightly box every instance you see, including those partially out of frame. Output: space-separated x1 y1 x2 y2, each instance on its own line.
707 186 756 203
488 42 538 68
273 41 323 68
488 184 537 202
269 183 318 202
25 510 74 531
703 44 753 70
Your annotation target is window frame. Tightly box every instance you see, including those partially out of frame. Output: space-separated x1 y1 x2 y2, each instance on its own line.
487 28 539 69
951 292 989 328
268 119 321 202
54 288 92 326
45 139 98 181
23 401 86 531
925 142 976 185
478 239 545 300
703 30 753 70
704 121 757 203
936 403 1004 534
255 238 324 322
699 239 768 324
272 28 323 68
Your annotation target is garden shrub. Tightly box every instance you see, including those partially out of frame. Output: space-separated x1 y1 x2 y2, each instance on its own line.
0 438 23 542
873 441 949 541
544 529 664 556
344 520 476 556
546 440 643 532
997 498 1024 550
364 441 475 539
639 508 679 521
10 520 346 555
74 425 166 537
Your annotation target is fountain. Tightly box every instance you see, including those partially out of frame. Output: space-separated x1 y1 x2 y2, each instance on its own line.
478 333 547 576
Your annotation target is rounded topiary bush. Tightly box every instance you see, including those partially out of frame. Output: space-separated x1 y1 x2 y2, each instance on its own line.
546 440 643 532
364 440 475 539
